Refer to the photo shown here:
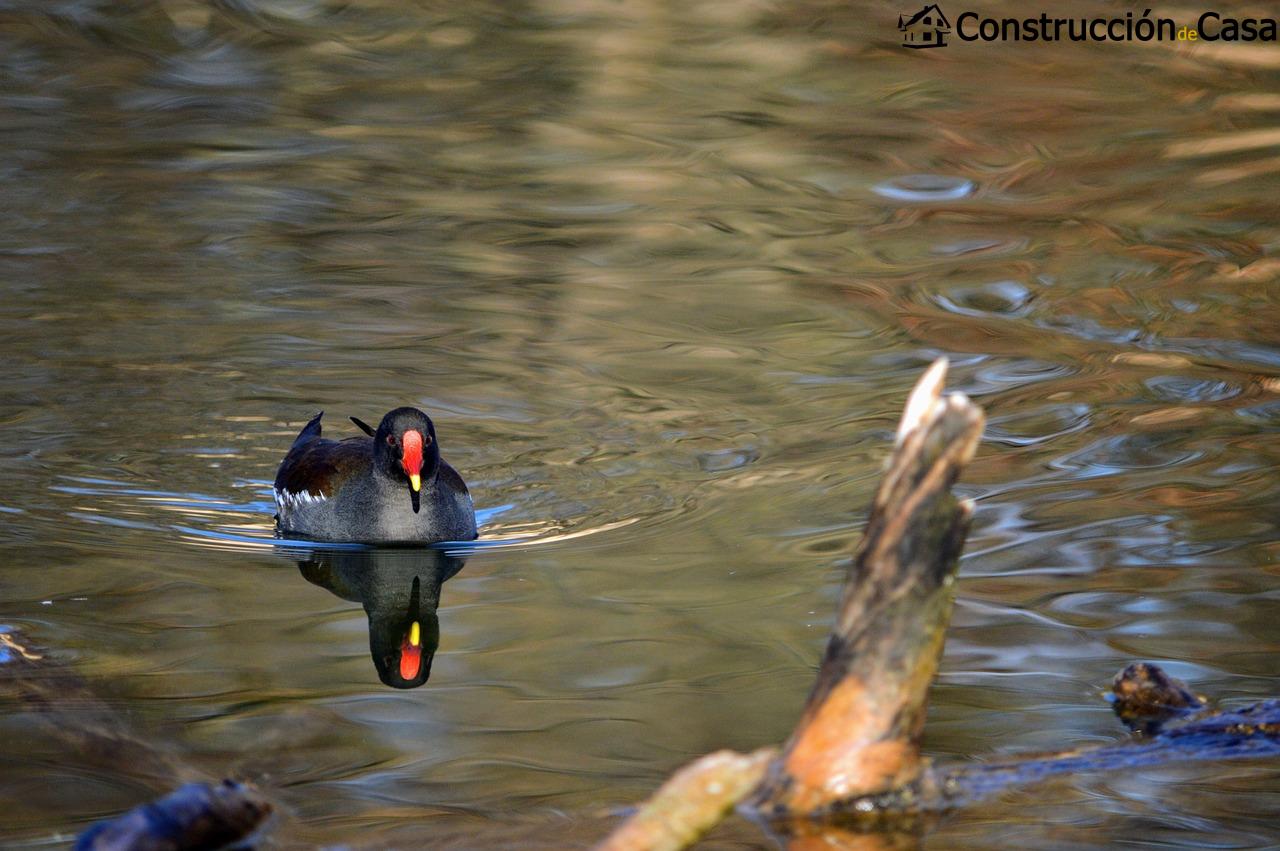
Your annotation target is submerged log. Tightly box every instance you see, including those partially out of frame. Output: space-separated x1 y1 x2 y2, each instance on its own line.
917 665 1278 814
749 359 983 814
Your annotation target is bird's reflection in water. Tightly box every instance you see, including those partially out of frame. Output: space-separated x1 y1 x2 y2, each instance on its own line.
295 547 465 689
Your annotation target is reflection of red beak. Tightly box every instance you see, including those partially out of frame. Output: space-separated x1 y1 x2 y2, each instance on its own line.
402 429 424 492
399 620 422 680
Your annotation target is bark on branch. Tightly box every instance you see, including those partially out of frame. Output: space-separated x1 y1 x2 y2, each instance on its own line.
748 359 983 815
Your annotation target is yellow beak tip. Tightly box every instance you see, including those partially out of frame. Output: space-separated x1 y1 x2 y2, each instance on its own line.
409 622 421 646
409 474 421 492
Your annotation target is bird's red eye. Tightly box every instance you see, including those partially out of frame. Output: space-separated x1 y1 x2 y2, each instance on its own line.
386 435 396 447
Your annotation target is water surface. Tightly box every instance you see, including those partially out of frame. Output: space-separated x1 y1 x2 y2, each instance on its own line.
1 1 1278 847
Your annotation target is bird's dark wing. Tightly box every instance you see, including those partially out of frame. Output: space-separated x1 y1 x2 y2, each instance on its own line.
275 432 371 498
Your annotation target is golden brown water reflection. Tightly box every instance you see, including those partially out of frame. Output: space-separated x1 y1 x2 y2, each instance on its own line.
1 0 1278 847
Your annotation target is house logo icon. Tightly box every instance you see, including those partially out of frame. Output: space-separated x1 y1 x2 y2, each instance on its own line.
899 4 951 48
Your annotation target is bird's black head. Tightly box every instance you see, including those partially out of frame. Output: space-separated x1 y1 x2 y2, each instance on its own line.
372 407 441 513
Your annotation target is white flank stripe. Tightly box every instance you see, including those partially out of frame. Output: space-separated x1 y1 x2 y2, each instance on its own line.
274 487 327 511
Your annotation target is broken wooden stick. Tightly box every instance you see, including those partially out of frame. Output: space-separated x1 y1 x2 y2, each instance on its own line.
596 359 982 847
748 358 983 815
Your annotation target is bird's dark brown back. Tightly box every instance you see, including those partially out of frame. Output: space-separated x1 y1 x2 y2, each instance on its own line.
275 437 371 498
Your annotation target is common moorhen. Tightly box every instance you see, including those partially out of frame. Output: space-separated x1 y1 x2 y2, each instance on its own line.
273 407 478 544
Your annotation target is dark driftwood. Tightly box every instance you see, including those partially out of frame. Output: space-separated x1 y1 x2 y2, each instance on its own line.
73 780 272 851
927 698 1280 812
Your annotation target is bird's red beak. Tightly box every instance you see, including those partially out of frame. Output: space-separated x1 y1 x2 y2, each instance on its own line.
401 429 424 492
399 620 422 680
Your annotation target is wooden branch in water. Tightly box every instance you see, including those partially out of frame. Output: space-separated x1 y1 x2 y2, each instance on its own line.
749 358 983 815
595 359 984 848
862 663 1280 816
929 698 1280 813
594 748 776 851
